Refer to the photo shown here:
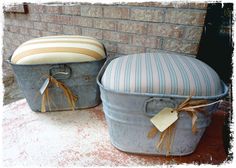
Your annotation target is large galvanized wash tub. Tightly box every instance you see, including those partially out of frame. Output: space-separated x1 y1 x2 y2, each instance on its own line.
97 51 228 156
9 35 106 112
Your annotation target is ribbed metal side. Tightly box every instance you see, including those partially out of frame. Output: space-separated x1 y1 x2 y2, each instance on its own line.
9 58 106 112
97 58 228 156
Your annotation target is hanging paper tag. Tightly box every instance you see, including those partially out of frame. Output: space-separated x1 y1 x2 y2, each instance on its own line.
40 78 50 95
150 108 178 132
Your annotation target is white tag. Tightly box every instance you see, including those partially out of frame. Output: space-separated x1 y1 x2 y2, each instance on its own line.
40 78 50 95
150 108 178 132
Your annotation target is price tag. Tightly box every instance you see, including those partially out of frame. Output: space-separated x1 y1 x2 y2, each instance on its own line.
150 108 178 132
39 78 50 95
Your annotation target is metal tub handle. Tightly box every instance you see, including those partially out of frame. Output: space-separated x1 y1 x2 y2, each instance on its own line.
49 64 72 80
143 97 177 117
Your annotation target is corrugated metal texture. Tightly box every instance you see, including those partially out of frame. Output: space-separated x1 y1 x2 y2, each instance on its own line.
9 59 105 112
97 58 228 156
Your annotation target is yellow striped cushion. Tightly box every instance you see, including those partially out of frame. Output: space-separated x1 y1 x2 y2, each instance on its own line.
11 35 106 64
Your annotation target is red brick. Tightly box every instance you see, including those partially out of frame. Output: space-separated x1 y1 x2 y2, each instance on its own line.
9 33 28 46
4 3 26 13
127 2 171 7
131 35 160 48
8 19 25 28
45 5 62 14
4 18 12 26
117 44 145 55
72 16 93 27
10 19 20 26
165 9 206 26
81 6 103 17
162 39 199 55
81 28 102 39
4 13 16 20
29 29 42 37
93 19 116 30
20 20 34 28
3 25 9 32
106 52 117 57
59 15 73 25
3 31 12 41
63 25 81 35
47 23 62 33
118 21 146 34
13 13 28 20
189 3 208 9
28 4 46 14
41 14 73 25
103 31 129 44
3 32 17 46
130 8 164 22
19 27 29 35
3 33 10 42
28 14 41 21
147 23 184 38
145 48 160 53
126 2 188 8
62 5 80 15
168 2 190 8
34 22 47 30
7 25 19 33
41 31 57 36
102 41 117 53
40 14 56 23
103 7 129 19
184 27 203 41
11 20 20 27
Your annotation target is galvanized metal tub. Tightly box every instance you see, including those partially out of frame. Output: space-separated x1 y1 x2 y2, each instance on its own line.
9 58 106 112
97 58 228 156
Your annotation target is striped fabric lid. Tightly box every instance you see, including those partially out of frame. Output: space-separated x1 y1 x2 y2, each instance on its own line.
11 35 106 64
101 52 223 96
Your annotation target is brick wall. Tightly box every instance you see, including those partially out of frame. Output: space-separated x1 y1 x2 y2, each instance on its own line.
3 2 207 103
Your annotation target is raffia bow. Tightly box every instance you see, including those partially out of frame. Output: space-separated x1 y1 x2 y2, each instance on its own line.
147 96 223 156
41 75 78 112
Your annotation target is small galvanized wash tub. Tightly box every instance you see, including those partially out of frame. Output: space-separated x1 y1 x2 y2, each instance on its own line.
9 35 106 112
97 51 228 156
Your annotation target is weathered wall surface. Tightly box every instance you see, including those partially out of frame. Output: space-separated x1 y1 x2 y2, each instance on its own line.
2 2 207 104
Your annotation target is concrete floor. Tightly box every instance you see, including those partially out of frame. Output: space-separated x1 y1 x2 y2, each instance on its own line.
2 99 229 166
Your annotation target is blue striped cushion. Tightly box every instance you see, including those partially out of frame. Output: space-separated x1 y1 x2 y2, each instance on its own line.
101 52 223 96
